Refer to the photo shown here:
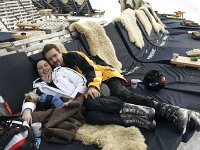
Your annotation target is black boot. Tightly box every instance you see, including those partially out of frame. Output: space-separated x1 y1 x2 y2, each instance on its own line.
187 111 200 131
120 113 156 131
182 110 200 143
120 103 155 120
156 103 188 133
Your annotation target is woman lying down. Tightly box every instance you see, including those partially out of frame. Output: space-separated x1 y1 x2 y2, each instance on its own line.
22 59 200 135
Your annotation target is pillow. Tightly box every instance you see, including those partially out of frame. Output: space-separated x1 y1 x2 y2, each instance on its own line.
29 52 44 65
63 38 90 55
29 42 67 65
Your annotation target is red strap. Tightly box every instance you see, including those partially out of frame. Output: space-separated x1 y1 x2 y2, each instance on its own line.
9 138 26 150
5 102 13 116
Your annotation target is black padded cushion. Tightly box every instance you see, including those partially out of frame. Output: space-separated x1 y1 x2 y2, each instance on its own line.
0 32 16 42
0 52 38 113
64 39 90 55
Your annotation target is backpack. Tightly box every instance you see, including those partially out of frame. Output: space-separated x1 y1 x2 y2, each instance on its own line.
143 70 167 91
0 96 37 150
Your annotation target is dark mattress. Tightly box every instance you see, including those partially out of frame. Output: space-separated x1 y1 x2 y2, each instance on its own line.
114 22 191 63
104 23 200 109
135 20 200 49
164 21 200 30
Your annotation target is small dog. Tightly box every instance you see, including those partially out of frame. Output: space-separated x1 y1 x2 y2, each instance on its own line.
24 92 39 104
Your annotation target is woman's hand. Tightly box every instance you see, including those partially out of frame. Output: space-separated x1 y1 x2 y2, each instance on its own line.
41 74 52 83
22 109 32 125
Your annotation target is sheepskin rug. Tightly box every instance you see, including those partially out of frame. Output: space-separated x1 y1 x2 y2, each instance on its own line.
135 9 153 36
119 0 142 12
142 3 166 28
140 7 166 33
76 124 147 150
75 0 85 5
113 9 144 49
71 21 122 72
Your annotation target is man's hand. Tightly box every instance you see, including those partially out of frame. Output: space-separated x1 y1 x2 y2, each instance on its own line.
85 86 100 99
22 110 32 125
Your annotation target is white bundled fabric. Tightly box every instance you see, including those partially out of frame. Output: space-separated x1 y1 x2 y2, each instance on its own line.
186 49 200 56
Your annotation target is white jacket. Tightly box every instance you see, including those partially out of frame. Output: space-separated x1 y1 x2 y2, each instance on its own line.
22 67 87 112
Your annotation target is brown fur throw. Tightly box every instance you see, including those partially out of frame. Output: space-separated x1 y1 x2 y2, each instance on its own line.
113 9 144 49
32 97 85 144
71 21 122 72
76 124 147 150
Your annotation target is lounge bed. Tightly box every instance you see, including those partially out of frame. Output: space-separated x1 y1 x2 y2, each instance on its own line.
65 22 200 150
1 21 200 150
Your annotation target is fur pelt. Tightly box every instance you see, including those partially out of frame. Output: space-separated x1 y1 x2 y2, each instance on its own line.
75 0 85 5
113 9 144 49
140 7 166 33
142 3 166 28
119 0 143 12
76 124 147 150
24 91 39 104
119 0 126 12
135 10 152 36
71 21 122 72
62 0 69 4
127 0 142 10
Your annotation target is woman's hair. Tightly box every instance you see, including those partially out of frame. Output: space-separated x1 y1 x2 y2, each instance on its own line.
42 44 60 56
34 59 51 76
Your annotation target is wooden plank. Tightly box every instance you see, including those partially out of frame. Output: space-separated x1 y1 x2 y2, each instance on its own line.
14 30 69 46
19 0 43 22
171 56 200 69
17 37 72 53
16 23 41 30
0 21 8 31
166 15 185 20
5 0 33 23
38 19 69 33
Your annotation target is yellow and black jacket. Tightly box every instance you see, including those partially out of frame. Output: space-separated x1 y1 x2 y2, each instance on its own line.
62 51 125 90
